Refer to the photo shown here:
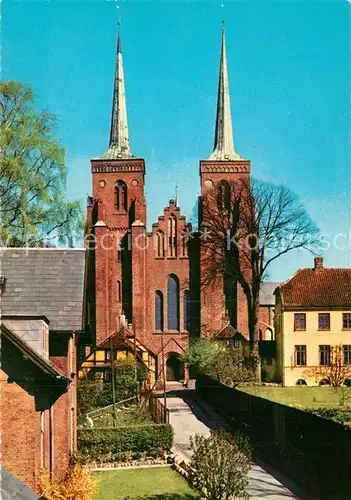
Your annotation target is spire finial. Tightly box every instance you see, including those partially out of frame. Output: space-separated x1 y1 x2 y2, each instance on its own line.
175 184 178 207
208 26 242 161
100 21 134 160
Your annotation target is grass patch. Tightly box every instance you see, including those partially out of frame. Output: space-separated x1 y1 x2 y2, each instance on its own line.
94 467 199 499
237 386 346 407
93 406 153 428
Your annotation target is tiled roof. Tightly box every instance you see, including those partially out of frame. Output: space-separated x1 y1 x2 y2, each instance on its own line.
0 466 40 500
215 323 237 339
1 248 85 331
1 323 70 385
277 268 351 308
259 282 281 306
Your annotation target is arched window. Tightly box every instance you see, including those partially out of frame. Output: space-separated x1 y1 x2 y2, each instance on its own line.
115 180 127 211
117 280 121 302
184 290 190 331
155 230 165 258
167 275 179 330
155 291 164 331
182 234 188 257
168 214 177 257
217 180 231 212
265 328 273 341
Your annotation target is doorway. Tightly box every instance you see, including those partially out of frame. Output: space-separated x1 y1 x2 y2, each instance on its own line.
166 353 184 381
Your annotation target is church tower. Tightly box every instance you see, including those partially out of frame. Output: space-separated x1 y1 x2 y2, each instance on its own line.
90 25 146 345
199 27 250 336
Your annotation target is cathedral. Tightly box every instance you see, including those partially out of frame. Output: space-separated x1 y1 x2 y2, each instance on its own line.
82 26 274 384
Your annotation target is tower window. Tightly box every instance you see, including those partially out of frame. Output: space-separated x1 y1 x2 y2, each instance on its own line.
182 234 188 257
115 180 128 211
167 275 180 330
184 290 190 331
155 291 164 331
168 214 177 257
217 180 231 212
117 280 121 302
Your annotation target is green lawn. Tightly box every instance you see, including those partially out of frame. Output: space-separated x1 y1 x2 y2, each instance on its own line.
94 467 199 500
238 386 346 407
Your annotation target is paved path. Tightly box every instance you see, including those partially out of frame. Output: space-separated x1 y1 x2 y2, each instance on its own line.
165 389 300 500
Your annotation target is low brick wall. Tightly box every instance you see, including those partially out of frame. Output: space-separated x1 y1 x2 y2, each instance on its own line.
196 375 351 500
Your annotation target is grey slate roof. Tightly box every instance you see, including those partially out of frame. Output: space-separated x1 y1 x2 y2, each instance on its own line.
259 282 281 306
1 248 85 332
0 466 40 500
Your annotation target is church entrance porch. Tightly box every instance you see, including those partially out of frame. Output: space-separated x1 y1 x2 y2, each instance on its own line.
166 353 184 381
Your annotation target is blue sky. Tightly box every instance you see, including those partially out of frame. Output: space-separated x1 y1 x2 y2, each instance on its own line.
3 0 350 280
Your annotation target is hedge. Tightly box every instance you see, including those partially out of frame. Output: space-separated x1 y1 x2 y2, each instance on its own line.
78 423 173 463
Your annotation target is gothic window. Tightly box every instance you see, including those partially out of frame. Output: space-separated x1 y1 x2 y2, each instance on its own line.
217 180 231 212
168 214 177 257
155 291 164 331
167 275 179 330
115 180 128 211
155 230 165 258
117 280 121 302
184 290 190 331
182 234 188 257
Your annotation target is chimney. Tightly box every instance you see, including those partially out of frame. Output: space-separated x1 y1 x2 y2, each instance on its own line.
314 256 323 270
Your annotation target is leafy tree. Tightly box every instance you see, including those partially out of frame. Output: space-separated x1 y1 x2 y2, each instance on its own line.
200 179 319 377
0 81 83 246
181 339 224 374
189 429 251 500
38 463 96 500
182 340 255 386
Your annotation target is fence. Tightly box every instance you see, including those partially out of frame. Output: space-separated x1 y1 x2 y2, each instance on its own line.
149 393 169 424
196 374 351 500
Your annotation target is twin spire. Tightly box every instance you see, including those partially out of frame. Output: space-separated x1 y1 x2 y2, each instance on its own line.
102 24 240 161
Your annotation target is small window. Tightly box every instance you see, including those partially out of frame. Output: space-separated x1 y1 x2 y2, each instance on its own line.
344 345 351 365
294 345 307 366
115 180 127 211
343 313 351 329
184 291 190 331
105 350 112 363
319 345 330 366
116 246 121 261
294 313 306 331
168 215 177 257
318 313 330 330
117 280 121 302
234 338 240 348
155 291 164 331
296 379 307 386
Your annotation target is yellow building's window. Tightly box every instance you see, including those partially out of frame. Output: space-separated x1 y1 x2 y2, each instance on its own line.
294 313 306 331
294 345 307 366
342 313 351 330
318 313 330 330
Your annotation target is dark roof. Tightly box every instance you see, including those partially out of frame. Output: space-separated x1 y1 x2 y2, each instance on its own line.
0 466 41 500
1 323 70 386
277 268 351 308
1 248 85 331
259 282 281 306
215 323 237 339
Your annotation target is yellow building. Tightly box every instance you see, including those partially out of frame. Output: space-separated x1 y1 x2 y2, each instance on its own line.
274 257 351 386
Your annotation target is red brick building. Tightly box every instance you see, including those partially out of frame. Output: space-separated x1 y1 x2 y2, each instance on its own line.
1 248 85 492
84 27 274 382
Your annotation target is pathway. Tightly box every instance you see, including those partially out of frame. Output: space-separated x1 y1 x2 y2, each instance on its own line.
165 388 300 499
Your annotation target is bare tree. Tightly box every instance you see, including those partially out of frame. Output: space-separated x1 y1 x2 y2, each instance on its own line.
304 345 351 405
200 178 319 375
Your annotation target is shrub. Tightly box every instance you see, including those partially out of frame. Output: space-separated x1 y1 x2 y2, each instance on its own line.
38 464 96 500
77 423 173 463
189 429 251 500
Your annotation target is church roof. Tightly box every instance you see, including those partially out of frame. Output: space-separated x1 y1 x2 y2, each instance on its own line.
208 27 243 161
1 248 85 332
99 23 134 160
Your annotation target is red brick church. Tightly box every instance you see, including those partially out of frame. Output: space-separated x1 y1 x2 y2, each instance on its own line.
83 26 274 384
